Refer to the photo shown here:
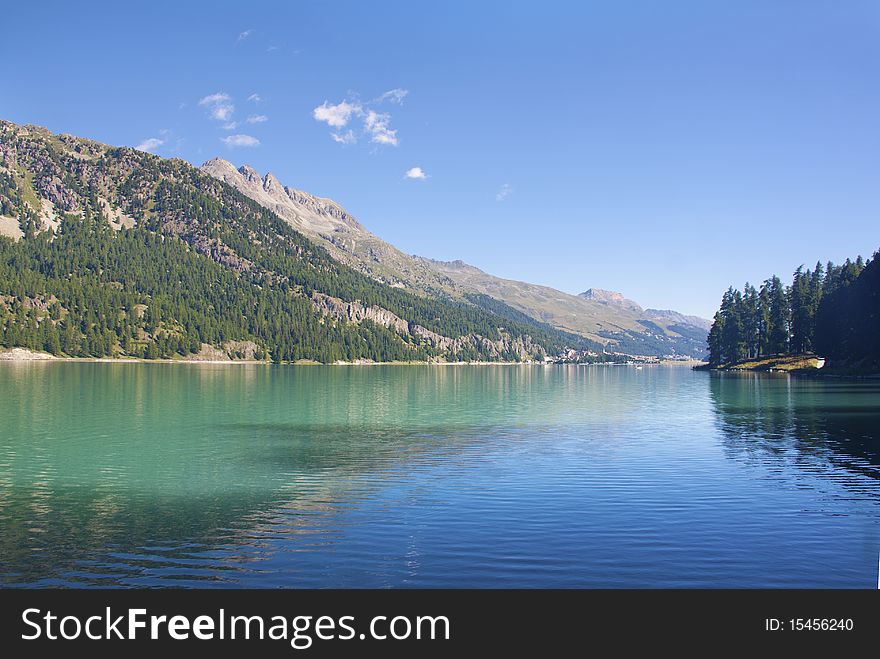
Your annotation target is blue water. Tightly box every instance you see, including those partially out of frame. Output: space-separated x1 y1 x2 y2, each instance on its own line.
1 363 878 587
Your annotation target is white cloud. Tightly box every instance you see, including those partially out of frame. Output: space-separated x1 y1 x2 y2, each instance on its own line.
237 29 254 43
200 92 230 105
135 138 164 152
313 100 362 128
378 88 409 104
313 93 405 146
247 93 262 103
221 134 260 148
404 166 428 180
364 110 398 146
246 114 268 124
496 183 513 201
199 92 234 122
331 130 357 145
223 121 239 130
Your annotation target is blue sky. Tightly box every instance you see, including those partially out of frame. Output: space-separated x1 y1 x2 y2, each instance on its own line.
2 1 878 318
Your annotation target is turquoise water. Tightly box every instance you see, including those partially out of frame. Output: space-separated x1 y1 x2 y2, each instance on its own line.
1 363 878 588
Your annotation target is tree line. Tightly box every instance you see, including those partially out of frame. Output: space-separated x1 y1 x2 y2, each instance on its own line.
707 252 878 367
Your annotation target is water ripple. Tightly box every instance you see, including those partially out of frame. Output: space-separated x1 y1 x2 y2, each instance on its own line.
0 364 878 587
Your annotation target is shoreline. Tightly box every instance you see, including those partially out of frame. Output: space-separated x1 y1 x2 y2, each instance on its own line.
0 347 703 367
0 347 541 366
693 354 880 379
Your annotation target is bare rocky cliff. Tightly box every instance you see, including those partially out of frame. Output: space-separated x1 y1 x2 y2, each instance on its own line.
310 291 546 361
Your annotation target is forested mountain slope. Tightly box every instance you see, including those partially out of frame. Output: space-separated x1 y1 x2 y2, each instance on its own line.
0 120 587 362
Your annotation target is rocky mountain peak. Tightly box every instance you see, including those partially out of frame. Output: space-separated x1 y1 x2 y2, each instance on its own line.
579 288 643 312
202 156 233 167
263 172 282 194
200 159 367 235
579 288 625 302
238 164 261 184
201 157 237 174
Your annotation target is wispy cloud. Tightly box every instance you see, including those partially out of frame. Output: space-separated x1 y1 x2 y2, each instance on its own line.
237 29 254 43
364 110 398 146
221 134 260 148
135 137 164 153
199 92 234 122
378 88 409 104
496 183 513 201
246 114 268 124
223 121 239 130
247 93 261 103
404 166 428 180
331 130 357 145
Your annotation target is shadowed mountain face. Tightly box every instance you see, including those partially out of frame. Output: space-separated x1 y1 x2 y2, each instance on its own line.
203 160 710 357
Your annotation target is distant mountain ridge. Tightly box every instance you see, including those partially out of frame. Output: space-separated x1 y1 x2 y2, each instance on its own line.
202 158 710 358
644 309 712 332
421 258 710 357
579 289 712 331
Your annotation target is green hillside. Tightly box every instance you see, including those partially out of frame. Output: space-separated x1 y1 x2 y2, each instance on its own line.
0 120 588 362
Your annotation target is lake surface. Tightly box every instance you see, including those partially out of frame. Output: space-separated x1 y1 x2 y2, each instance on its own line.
1 363 878 588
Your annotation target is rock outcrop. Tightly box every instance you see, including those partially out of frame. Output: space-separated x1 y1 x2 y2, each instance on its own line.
310 292 410 335
310 292 546 361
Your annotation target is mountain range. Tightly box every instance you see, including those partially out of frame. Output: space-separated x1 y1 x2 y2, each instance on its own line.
0 120 708 361
202 158 709 357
